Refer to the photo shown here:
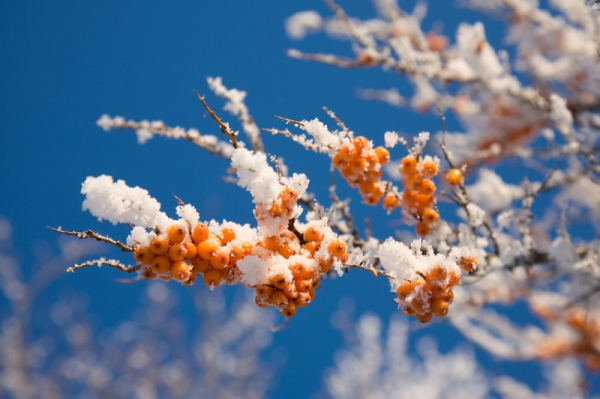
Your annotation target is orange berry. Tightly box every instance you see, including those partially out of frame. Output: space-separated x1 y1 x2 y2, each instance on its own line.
420 179 436 196
318 257 333 273
282 283 299 299
278 245 295 259
151 256 171 274
383 193 399 211
416 222 431 237
242 242 254 256
141 267 156 280
353 136 369 154
304 226 324 242
150 236 170 255
295 292 312 307
431 298 449 317
256 284 275 298
428 265 448 282
403 173 423 191
401 305 416 316
442 289 455 304
312 276 321 289
374 146 390 164
338 143 356 160
167 225 187 244
197 240 218 260
416 311 433 323
203 268 222 287
282 302 297 318
269 274 287 290
448 270 461 287
295 279 312 292
269 290 288 309
159 274 172 281
421 160 438 178
415 194 433 210
402 189 418 207
168 243 187 262
446 169 463 186
328 240 347 258
190 256 210 273
221 227 236 244
171 260 192 282
291 264 317 280
183 242 197 259
332 152 343 169
134 246 155 265
304 241 319 255
411 296 427 313
229 246 244 265
396 281 414 301
255 295 269 308
458 256 478 272
209 248 229 270
182 270 197 286
308 286 316 300
192 223 210 244
422 208 439 224
400 156 417 176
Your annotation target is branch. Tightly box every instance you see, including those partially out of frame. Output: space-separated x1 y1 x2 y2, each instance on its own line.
194 90 239 149
48 227 133 252
65 258 140 274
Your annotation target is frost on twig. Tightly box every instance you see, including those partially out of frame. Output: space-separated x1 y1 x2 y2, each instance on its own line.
47 227 132 253
193 89 239 149
96 115 234 157
65 258 140 274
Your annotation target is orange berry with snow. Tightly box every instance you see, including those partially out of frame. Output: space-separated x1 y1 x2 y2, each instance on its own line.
150 236 170 255
422 208 439 224
446 169 463 186
171 260 192 282
415 221 431 237
167 225 186 244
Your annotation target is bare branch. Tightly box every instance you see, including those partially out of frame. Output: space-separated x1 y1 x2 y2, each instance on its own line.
65 258 140 274
48 227 133 252
194 89 239 149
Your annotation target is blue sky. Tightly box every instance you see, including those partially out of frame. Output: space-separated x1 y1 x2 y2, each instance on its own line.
2 1 589 397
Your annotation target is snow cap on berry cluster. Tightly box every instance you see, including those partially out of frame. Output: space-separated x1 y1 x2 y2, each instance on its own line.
82 175 168 228
231 147 309 205
300 118 345 155
378 238 460 289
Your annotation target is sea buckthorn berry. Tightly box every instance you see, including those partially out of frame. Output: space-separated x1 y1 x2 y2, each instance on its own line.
242 242 254 256
428 265 448 281
422 208 439 224
141 267 156 280
282 283 299 299
415 194 433 210
192 223 210 244
420 179 436 196
353 136 369 153
318 257 333 273
269 274 287 290
304 226 324 242
401 306 416 316
256 284 275 298
295 279 312 292
400 156 417 176
396 281 414 301
290 264 307 279
151 256 171 274
421 160 438 178
458 256 479 272
374 146 390 164
167 225 186 244
150 236 170 255
283 302 297 318
416 311 433 324
430 282 445 298
134 247 155 265
328 240 347 258
339 253 349 264
278 245 295 259
269 290 288 309
446 168 463 186
416 221 431 237
221 227 236 244
338 144 356 160
403 173 423 191
255 296 269 308
168 243 187 262
182 270 197 286
171 260 191 282
191 256 210 273
229 246 244 265
431 298 449 317
332 152 343 168
383 193 399 211
448 270 461 287
159 274 172 281
304 241 319 255
183 242 197 259
411 296 427 313
442 289 454 304
312 276 321 289
295 292 312 307
308 286 316 300
197 240 218 260
203 268 222 287
209 249 229 270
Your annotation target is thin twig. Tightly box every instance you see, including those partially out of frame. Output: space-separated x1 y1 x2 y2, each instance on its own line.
194 90 239 148
48 227 133 252
64 258 140 274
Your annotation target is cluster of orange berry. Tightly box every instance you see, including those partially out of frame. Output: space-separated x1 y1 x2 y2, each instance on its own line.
395 265 461 323
533 306 600 371
332 136 390 205
134 223 248 287
254 224 349 317
395 155 440 237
